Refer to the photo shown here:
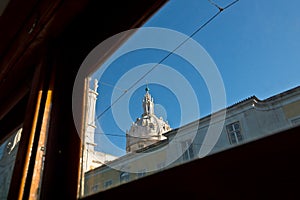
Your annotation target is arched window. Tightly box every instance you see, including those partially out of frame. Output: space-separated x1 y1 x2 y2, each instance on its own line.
120 172 130 183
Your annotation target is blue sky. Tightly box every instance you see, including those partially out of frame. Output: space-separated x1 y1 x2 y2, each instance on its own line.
91 0 300 156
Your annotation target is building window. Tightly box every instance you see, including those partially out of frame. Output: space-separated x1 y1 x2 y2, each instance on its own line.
181 140 194 161
291 117 300 126
137 169 146 178
149 123 154 129
120 172 130 183
91 184 99 192
103 180 113 188
0 128 22 199
226 121 243 144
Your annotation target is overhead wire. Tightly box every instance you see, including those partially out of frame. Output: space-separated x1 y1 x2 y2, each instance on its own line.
208 0 224 11
85 0 241 168
85 0 241 160
99 81 127 92
94 0 239 121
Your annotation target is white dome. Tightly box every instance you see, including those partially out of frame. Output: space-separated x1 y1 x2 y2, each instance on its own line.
126 87 171 153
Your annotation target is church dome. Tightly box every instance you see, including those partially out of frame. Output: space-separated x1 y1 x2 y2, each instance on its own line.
126 87 171 153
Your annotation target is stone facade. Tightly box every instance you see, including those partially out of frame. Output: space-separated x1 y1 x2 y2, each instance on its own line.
126 87 171 153
84 86 300 195
82 78 117 173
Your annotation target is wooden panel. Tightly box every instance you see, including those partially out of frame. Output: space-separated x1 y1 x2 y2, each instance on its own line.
1 0 167 198
0 94 28 143
0 0 40 56
36 0 168 199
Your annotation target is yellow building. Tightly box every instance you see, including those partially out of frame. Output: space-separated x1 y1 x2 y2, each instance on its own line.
84 85 300 196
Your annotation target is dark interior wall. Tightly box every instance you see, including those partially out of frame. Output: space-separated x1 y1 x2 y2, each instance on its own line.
1 0 300 199
38 0 167 199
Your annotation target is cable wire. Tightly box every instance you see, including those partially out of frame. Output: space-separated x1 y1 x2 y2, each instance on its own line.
95 0 239 121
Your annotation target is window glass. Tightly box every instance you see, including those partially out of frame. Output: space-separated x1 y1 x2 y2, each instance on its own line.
120 172 130 183
234 123 240 130
226 122 243 144
91 185 99 192
137 169 146 178
291 117 300 126
0 128 22 200
181 140 194 161
77 0 300 196
103 180 112 188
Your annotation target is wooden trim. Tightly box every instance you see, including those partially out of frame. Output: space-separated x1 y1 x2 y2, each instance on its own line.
7 53 49 200
0 94 28 144
0 0 39 56
0 83 30 121
27 47 56 199
0 0 63 83
28 90 52 199
86 0 169 76
1 1 168 199
19 91 43 200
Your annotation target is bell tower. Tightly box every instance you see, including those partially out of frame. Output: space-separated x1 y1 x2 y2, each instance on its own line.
83 78 98 172
82 78 118 174
85 78 98 151
143 86 154 115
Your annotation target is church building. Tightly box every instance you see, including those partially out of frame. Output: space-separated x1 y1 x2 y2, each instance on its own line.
82 78 117 173
84 85 300 195
126 86 171 153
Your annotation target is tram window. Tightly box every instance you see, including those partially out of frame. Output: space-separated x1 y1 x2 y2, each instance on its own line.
0 128 22 200
77 0 300 197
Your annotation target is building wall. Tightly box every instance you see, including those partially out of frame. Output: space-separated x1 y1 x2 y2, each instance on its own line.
84 86 300 195
283 100 300 125
83 79 118 173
